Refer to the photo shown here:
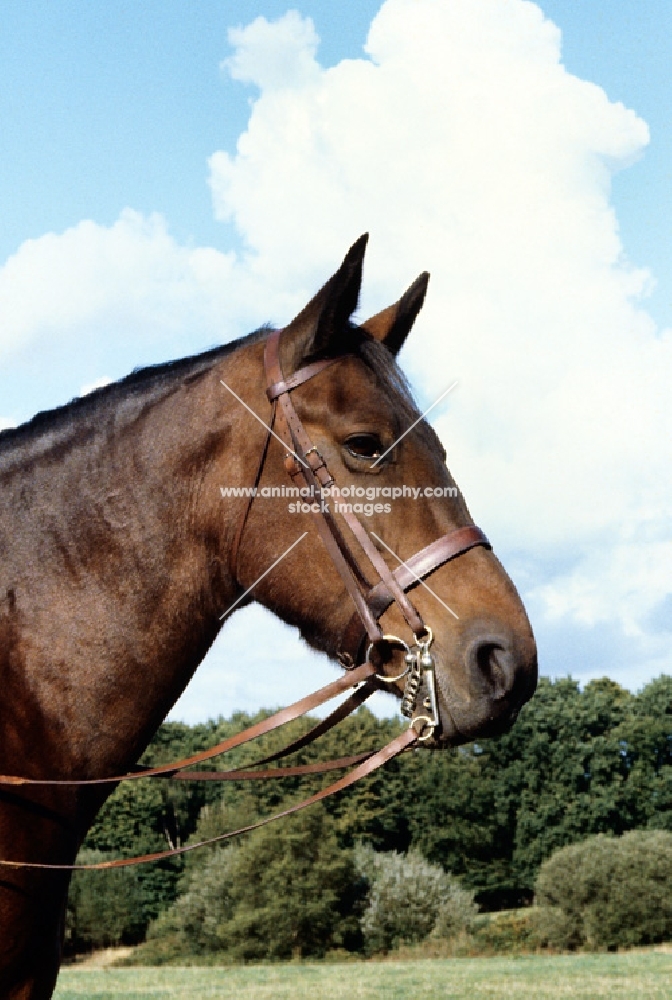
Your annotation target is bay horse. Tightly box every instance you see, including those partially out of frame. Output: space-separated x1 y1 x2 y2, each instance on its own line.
0 236 536 997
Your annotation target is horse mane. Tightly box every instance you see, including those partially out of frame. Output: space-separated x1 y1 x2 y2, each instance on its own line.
0 330 263 456
0 324 439 471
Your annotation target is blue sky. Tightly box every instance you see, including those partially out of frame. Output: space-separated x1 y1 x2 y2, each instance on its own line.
1 2 383 264
1 1 670 722
2 0 670 329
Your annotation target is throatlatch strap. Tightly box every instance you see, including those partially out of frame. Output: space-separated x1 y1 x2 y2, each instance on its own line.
229 400 276 584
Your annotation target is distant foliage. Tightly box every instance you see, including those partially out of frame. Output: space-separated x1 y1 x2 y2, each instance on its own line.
67 675 672 954
407 675 672 906
152 804 366 960
535 829 672 950
355 845 477 953
468 908 539 954
66 851 147 951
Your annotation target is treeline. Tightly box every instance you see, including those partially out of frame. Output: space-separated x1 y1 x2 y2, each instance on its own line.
67 674 672 952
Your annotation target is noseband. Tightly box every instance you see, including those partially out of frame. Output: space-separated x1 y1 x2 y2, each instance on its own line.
232 329 490 740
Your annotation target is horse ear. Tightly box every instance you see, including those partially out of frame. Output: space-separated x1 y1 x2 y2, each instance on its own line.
281 235 368 373
361 272 430 356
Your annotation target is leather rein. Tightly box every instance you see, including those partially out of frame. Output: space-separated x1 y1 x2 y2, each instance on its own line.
0 329 489 871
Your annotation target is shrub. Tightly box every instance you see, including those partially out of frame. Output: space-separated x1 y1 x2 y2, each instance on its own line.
355 845 477 953
151 804 366 960
535 829 672 950
469 908 539 954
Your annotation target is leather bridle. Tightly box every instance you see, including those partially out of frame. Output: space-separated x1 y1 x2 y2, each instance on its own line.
239 329 490 730
0 328 490 871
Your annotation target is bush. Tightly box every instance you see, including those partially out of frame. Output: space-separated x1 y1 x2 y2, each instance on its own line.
151 804 366 960
534 829 672 950
469 908 539 954
355 846 477 953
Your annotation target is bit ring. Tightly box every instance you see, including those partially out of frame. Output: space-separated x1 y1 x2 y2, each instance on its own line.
411 715 436 741
367 635 413 683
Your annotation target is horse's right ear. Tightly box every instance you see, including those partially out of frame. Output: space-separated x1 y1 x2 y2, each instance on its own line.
361 272 430 356
280 235 369 374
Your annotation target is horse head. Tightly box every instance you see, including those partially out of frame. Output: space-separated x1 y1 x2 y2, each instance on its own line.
221 236 537 744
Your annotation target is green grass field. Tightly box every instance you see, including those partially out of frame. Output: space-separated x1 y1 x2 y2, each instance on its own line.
54 950 672 999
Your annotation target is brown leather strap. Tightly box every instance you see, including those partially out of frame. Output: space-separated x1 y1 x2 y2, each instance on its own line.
229 401 276 583
264 330 426 641
225 679 375 770
387 526 490 589
265 332 339 491
329 490 426 636
265 340 384 645
266 356 344 401
339 526 490 661
164 752 376 782
0 729 418 870
129 677 376 784
0 661 376 787
230 345 345 584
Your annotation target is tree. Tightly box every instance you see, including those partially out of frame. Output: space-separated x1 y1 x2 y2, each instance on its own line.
65 850 147 952
69 673 672 951
158 803 366 960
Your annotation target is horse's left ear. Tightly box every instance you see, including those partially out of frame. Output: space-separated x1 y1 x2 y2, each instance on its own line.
361 272 430 356
280 235 368 374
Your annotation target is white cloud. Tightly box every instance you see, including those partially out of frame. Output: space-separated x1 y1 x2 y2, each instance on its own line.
205 0 672 685
168 604 398 724
0 418 15 432
223 10 320 91
0 209 287 371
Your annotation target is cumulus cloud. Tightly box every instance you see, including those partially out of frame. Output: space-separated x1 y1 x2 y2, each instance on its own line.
207 0 672 684
223 9 320 91
169 604 395 724
0 210 252 366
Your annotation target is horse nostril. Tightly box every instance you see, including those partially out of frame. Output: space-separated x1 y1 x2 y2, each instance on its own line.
469 640 515 701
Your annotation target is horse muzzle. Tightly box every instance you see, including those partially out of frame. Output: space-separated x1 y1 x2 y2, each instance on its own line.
431 618 538 745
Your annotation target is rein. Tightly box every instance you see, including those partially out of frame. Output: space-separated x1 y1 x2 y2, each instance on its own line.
1 730 418 871
0 329 490 871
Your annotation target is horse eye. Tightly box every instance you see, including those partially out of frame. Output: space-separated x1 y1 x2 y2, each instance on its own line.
345 434 383 460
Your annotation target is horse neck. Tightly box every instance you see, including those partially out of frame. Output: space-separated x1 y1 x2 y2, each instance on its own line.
74 350 266 764
1 344 265 778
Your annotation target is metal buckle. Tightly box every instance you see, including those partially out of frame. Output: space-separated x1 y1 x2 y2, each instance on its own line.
304 446 326 470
